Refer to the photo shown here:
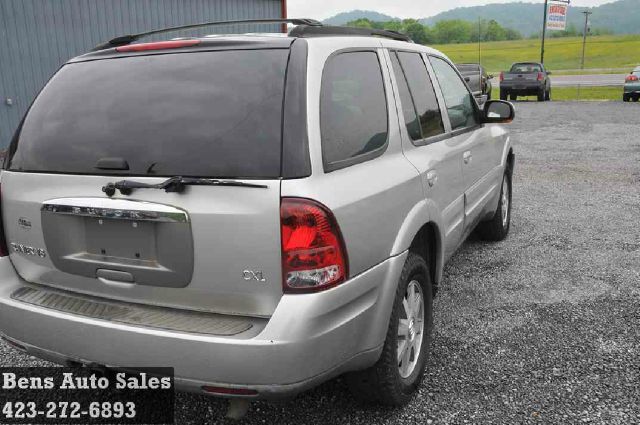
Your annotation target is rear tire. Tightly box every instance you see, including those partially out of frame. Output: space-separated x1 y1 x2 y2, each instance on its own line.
477 171 512 241
537 89 545 102
633 95 639 102
345 252 433 406
500 90 508 101
509 93 517 101
545 89 551 101
623 94 630 102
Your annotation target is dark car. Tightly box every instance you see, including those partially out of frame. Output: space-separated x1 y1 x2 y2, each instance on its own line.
499 62 551 102
623 66 640 102
456 63 493 101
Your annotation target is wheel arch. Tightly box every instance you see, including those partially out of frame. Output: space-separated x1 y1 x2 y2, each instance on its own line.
390 200 445 295
408 222 440 296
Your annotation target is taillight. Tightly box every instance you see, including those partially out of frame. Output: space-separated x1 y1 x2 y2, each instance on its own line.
116 40 201 52
537 72 544 81
625 74 639 82
0 185 8 257
280 198 348 293
499 72 504 82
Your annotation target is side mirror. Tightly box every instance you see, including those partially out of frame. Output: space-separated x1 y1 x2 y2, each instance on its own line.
546 71 552 75
482 100 515 124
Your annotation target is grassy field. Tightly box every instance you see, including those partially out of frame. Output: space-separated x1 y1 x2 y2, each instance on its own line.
490 85 624 101
434 34 640 73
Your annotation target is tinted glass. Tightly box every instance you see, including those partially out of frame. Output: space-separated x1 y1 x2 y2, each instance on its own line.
321 51 388 169
429 56 479 131
9 50 289 178
510 63 542 73
456 64 479 73
390 53 421 141
397 52 445 140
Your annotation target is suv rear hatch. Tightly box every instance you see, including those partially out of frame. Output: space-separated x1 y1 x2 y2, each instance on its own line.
2 40 306 317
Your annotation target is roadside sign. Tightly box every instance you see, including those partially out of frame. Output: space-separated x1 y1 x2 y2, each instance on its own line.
547 2 569 30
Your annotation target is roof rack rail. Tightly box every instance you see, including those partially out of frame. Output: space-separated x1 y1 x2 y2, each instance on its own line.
92 18 323 51
289 25 413 43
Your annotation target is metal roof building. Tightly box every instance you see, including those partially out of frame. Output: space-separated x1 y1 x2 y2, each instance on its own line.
0 0 286 149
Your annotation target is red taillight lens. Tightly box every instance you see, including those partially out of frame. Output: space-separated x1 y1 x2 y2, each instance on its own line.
499 72 504 82
0 185 8 257
280 198 348 293
537 72 544 81
625 75 638 82
116 40 201 52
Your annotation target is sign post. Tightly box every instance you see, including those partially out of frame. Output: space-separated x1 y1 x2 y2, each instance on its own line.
541 0 570 64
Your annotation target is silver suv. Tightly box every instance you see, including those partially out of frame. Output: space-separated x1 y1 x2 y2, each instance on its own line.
0 20 515 405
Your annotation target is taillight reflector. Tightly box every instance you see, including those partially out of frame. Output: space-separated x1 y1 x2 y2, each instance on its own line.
537 72 544 81
280 198 348 293
625 75 638 82
499 72 504 82
0 185 8 257
201 386 258 396
116 40 201 52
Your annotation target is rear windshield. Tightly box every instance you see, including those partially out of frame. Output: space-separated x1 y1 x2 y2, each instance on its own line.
456 64 479 73
510 63 542 73
8 49 289 178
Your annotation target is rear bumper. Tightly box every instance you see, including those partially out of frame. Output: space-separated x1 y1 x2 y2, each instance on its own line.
624 83 640 94
0 253 406 399
500 82 544 94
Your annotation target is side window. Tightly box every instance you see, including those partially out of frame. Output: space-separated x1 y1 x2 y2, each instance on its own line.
390 53 421 141
321 51 388 171
429 56 479 131
392 52 445 141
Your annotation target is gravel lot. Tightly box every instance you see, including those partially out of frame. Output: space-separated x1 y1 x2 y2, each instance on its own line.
2 101 638 424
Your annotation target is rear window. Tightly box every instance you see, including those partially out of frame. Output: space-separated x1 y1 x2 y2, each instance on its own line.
510 63 542 73
8 49 289 178
456 64 479 73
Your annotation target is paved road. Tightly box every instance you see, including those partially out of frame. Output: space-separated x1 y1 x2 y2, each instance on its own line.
491 73 627 87
1 102 639 424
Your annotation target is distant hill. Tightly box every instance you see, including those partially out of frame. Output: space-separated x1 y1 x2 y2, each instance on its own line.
322 0 640 36
322 10 399 26
421 0 640 36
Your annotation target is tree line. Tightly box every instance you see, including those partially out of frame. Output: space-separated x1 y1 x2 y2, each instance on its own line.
346 18 522 44
346 18 611 44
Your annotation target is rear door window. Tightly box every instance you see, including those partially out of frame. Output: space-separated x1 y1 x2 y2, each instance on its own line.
320 51 388 171
392 52 445 142
9 49 289 178
429 56 479 131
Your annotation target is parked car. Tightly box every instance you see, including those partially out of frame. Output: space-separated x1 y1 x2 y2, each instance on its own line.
623 66 640 102
456 63 493 101
0 19 515 406
500 62 552 102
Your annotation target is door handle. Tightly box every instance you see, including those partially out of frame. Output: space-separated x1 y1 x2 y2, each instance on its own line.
463 151 472 164
426 170 438 187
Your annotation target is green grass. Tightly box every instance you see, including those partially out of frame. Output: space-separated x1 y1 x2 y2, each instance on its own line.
434 34 640 74
490 85 623 101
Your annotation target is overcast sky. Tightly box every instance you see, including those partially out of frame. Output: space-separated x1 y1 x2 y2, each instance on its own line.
288 0 616 20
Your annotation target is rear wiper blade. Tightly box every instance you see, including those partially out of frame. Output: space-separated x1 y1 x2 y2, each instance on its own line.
102 176 267 197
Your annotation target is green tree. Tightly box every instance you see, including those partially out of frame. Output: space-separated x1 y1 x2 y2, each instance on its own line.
402 19 429 44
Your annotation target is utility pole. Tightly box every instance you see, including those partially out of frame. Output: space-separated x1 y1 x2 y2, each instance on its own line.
540 0 549 64
580 11 592 70
478 17 481 65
